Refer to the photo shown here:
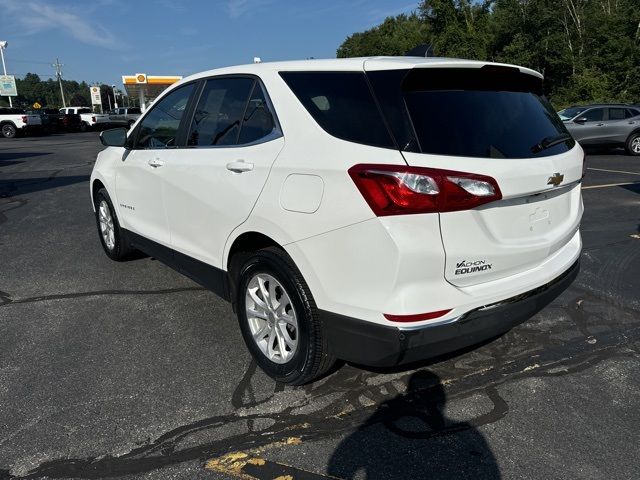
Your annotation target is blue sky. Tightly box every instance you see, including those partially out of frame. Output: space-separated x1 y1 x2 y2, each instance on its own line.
0 0 419 88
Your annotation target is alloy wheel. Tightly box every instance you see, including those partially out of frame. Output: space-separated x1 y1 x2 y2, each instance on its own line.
98 200 115 250
2 125 16 138
245 273 299 364
632 137 640 154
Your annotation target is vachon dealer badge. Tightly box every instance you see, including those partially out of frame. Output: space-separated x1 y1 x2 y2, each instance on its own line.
455 260 493 275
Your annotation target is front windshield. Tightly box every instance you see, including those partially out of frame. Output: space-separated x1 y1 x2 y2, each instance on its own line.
558 107 585 121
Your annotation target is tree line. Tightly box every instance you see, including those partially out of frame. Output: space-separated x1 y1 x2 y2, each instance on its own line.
338 0 640 107
0 73 120 112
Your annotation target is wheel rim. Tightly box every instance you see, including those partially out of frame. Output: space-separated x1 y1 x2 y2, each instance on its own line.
2 125 14 137
245 273 298 364
98 200 115 250
632 137 640 154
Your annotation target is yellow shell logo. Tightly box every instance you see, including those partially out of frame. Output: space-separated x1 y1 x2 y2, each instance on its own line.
136 74 146 82
92 87 98 93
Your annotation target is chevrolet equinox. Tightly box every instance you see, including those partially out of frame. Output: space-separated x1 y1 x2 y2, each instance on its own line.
91 57 583 384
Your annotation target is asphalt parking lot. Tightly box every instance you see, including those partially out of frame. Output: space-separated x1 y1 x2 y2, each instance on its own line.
0 133 639 480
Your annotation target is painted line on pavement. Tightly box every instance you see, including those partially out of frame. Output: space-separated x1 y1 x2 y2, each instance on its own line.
582 181 640 190
587 167 640 176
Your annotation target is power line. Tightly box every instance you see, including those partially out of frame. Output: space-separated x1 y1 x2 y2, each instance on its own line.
8 59 52 65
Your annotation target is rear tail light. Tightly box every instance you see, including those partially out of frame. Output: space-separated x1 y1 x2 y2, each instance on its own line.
348 164 502 216
21 115 27 124
92 116 96 123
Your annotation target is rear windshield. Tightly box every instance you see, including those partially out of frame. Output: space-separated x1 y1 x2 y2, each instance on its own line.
279 71 395 149
403 68 575 158
370 67 574 159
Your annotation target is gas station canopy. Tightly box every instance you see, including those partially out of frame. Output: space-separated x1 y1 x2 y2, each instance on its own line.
122 73 182 110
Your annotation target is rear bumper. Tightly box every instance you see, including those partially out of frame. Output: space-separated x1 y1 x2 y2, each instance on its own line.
321 259 579 367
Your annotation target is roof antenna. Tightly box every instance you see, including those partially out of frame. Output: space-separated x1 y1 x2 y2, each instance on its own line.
405 44 434 57
253 57 262 64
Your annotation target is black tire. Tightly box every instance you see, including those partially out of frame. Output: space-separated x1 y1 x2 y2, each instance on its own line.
1 123 17 139
128 120 135 129
79 122 88 132
626 132 640 156
93 188 134 261
235 247 335 385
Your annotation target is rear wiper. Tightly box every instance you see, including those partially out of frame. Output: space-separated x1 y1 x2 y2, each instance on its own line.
531 133 572 154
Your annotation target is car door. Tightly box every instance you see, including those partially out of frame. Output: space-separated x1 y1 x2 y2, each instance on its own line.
601 107 631 144
570 107 605 144
163 76 285 269
115 82 196 249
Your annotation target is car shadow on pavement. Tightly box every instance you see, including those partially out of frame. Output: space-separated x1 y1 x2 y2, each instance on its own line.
327 370 501 480
0 152 51 163
0 174 89 197
620 183 640 195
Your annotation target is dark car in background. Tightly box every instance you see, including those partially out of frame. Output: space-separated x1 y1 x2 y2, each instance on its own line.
558 104 640 155
27 108 63 133
26 108 82 133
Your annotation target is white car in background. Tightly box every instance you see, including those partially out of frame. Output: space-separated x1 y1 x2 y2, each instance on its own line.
91 57 583 384
59 107 110 131
0 107 42 138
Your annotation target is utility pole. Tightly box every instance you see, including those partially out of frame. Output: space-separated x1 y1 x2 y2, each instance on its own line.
52 58 66 108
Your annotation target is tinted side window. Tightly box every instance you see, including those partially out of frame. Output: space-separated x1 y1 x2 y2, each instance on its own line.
79 108 91 114
626 108 640 118
583 108 604 122
237 83 276 145
128 108 141 114
280 71 394 149
609 108 626 120
187 77 254 147
136 83 194 149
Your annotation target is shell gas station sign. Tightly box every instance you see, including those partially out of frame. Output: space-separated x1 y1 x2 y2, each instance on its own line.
90 86 102 106
122 73 182 111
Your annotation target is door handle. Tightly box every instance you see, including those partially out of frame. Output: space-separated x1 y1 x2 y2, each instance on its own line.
148 157 164 168
226 160 254 173
596 123 605 126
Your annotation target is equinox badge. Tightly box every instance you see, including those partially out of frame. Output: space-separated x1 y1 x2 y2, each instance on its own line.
547 173 564 187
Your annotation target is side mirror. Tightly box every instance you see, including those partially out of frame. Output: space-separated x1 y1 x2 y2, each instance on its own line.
574 117 588 124
100 128 128 147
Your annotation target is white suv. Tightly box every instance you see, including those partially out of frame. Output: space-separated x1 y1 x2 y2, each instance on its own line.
91 57 583 384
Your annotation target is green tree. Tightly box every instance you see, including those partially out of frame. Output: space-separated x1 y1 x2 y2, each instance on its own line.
337 0 640 106
337 14 429 58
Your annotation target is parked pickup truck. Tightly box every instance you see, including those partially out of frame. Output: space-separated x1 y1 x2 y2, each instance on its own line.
27 108 63 132
0 107 42 138
107 107 142 128
28 108 81 132
59 107 111 132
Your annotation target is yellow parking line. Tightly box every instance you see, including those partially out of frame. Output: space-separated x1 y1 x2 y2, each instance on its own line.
582 181 640 190
587 167 640 176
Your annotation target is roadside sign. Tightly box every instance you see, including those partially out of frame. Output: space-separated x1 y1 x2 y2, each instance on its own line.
0 75 17 96
135 73 147 84
32 102 42 109
90 86 101 106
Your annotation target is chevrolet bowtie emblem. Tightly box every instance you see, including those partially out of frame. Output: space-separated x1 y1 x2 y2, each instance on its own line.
547 173 564 187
